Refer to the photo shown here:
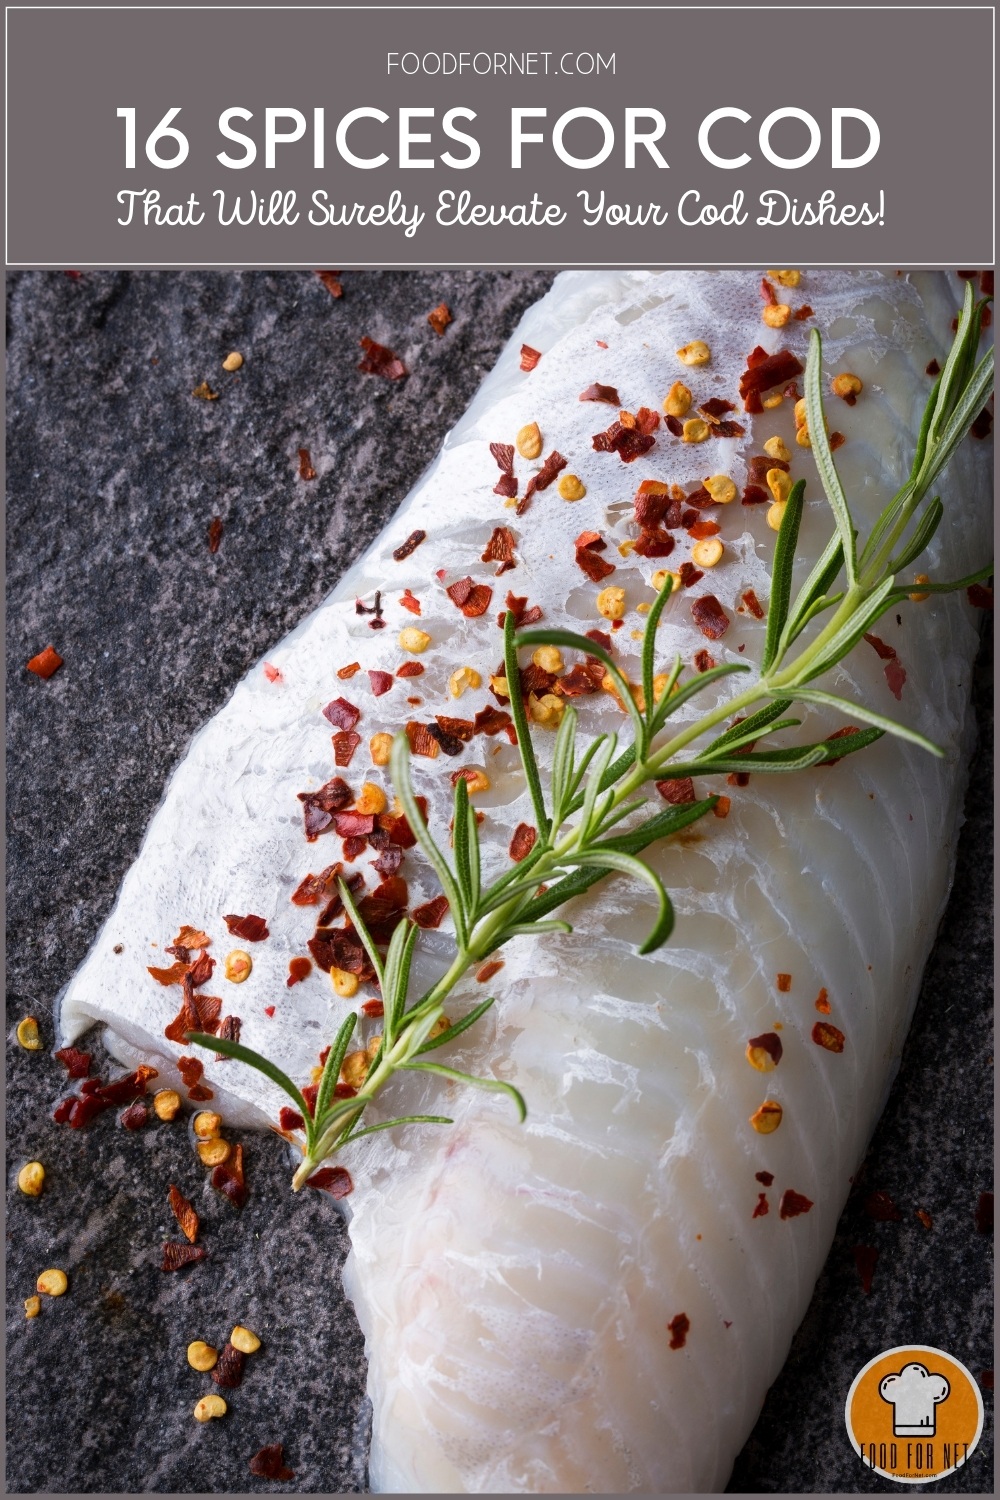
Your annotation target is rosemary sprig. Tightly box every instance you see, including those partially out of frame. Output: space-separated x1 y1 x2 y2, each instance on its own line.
191 283 993 1189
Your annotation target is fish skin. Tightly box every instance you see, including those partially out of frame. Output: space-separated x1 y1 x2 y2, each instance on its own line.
60 271 990 1490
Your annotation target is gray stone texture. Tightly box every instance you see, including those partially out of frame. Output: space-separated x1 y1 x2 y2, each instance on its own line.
6 269 992 1494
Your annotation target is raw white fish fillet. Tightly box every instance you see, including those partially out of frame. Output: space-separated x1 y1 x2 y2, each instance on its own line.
61 270 990 1492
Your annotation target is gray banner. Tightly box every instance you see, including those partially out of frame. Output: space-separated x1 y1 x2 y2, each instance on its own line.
5 5 995 267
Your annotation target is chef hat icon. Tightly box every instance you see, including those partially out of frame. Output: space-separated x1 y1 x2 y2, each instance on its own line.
879 1362 951 1436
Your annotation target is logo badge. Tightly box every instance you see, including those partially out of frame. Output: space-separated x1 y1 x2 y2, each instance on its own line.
846 1345 984 1483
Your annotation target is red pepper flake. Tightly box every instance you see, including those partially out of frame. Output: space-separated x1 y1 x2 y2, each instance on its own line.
26 645 63 679
752 1192 770 1219
776 972 792 993
207 516 224 554
398 591 423 619
741 484 770 506
667 1312 690 1350
476 959 505 983
315 269 343 298
177 1056 204 1089
331 731 360 767
864 1189 903 1222
738 348 804 409
779 1188 814 1220
760 277 778 306
322 697 361 732
169 1184 200 1244
974 1191 993 1234
691 595 730 640
427 301 452 337
509 823 537 862
829 431 846 451
740 589 765 620
814 988 831 1014
164 984 221 1044
55 1046 92 1079
968 582 994 609
396 661 424 680
852 1244 879 1295
162 1241 207 1271
368 670 394 698
212 1145 248 1209
925 358 941 376
249 1444 296 1482
728 771 750 788
519 344 541 372
713 795 731 819
756 1170 774 1186
812 1020 845 1053
412 895 449 929
481 526 517 571
656 777 696 805
688 521 720 541
490 441 515 475
306 1165 354 1197
579 381 621 405
297 448 317 481
392 530 426 562
358 336 406 380
147 960 190 987
693 649 716 673
224 913 270 943
291 864 341 906
120 1099 148 1129
279 1106 304 1132
264 1005 275 1017
334 810 376 839
497 590 544 630
793 304 814 322
493 472 518 499
516 450 568 517
446 576 494 618
403 721 438 759
263 662 282 683
212 1342 246 1389
591 414 657 464
575 545 616 583
188 950 215 988
214 1014 241 1054
473 704 513 737
286 956 312 988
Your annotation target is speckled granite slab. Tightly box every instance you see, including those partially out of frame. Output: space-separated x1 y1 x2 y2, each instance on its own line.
5 269 992 1494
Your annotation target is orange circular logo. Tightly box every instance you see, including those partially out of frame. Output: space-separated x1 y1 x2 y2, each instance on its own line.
846 1345 984 1483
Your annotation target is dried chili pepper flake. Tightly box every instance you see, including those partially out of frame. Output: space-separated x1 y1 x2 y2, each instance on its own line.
295 448 317 484
755 1171 775 1188
366 670 394 699
864 1189 903 1222
331 731 361 768
212 1160 247 1209
481 526 517 566
779 1189 814 1220
814 987 831 1014
741 484 770 507
533 451 569 492
576 546 616 583
667 1312 690 1349
445 576 493 618
291 865 341 906
215 1014 241 1050
285 957 313 990
55 1046 92 1079
316 268 343 297
738 349 804 407
493 473 519 499
579 381 621 405
752 1193 770 1219
914 1206 934 1228
509 823 537 862
162 1241 207 1271
473 704 513 737
812 1020 845 1053
188 951 215 988
147 960 191 986
401 721 436 760
728 771 751 788
398 590 423 619
476 959 505 984
852 1244 879 1295
333 810 375 839
211 1342 246 1389
307 1165 354 1197
250 1444 296 1482
177 1057 204 1089
192 381 219 401
392 529 426 563
490 441 515 475
207 516 224 555
322 697 361 732
120 1099 148 1130
740 589 765 620
263 662 283 685
412 895 450 929
427 302 452 336
169 1184 200 1243
224 913 270 943
435 714 476 744
776 973 792 993
656 777 696 805
688 520 721 541
188 1083 214 1102
793 305 814 321
974 1191 993 1234
968 582 994 608
358 336 406 380
691 651 717 678
712 795 731 819
691 595 730 640
279 1107 305 1133
519 344 542 372
25 644 64 680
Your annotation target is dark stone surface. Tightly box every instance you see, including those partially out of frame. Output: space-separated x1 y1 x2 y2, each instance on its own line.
5 270 992 1494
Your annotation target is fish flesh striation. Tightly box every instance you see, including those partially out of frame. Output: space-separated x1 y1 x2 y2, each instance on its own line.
60 271 990 1491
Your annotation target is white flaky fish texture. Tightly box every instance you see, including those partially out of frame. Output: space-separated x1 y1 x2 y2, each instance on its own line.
61 271 990 1492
